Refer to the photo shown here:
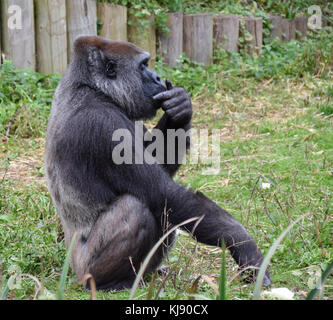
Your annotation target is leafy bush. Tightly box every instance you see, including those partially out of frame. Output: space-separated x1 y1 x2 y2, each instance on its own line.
155 27 333 95
0 61 59 138
181 0 332 19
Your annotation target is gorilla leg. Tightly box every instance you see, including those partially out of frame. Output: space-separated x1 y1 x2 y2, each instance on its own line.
66 195 172 290
168 190 271 286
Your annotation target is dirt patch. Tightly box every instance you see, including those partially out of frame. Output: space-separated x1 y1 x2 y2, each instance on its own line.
0 140 46 188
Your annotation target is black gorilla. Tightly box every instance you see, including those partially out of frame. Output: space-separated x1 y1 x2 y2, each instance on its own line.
45 36 271 290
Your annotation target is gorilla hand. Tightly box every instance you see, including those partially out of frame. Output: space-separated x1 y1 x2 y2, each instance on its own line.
153 80 192 126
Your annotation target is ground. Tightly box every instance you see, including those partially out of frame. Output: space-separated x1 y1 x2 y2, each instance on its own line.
0 73 332 300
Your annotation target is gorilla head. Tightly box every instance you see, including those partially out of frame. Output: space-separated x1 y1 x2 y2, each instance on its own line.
71 36 166 120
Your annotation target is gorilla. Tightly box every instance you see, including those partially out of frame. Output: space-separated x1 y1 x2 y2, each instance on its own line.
45 36 271 290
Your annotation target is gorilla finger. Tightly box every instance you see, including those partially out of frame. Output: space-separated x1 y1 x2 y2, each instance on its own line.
153 87 184 101
166 105 192 121
165 100 191 114
167 100 191 113
165 79 173 90
165 105 184 117
161 96 187 110
171 109 192 123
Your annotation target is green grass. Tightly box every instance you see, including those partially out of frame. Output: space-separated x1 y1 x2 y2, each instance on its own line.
1 73 331 300
0 31 332 300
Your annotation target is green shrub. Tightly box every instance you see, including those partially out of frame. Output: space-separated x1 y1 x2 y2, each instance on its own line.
156 27 332 95
0 61 59 137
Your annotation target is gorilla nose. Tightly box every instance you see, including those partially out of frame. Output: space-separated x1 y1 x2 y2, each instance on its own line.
154 74 161 83
153 72 166 88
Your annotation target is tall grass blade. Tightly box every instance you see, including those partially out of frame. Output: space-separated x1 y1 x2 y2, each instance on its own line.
129 216 201 300
253 214 307 300
306 260 333 300
146 272 157 300
217 240 227 300
57 232 77 300
0 276 15 300
69 273 97 300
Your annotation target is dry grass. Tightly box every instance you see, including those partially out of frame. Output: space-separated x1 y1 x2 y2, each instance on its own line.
0 138 45 188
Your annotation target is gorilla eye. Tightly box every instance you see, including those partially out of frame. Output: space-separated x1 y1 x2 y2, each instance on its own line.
106 61 117 79
140 59 149 71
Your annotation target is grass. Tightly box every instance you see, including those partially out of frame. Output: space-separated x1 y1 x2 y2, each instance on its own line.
0 33 332 300
1 74 331 300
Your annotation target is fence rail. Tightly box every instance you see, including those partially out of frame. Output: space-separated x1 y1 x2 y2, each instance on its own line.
0 0 314 73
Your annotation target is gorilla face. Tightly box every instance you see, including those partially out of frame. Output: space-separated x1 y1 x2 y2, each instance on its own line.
74 36 167 120
139 55 166 99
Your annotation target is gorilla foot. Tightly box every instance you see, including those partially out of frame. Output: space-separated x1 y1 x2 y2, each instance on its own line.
239 268 271 287
156 265 171 276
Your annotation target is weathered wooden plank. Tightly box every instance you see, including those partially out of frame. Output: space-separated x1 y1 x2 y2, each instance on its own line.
128 11 156 68
158 12 183 66
1 0 36 70
183 13 213 66
239 17 262 55
213 14 239 53
294 16 307 40
255 18 263 53
0 7 2 66
66 0 97 61
281 18 290 42
289 19 296 40
97 3 127 41
281 18 296 42
35 0 67 74
269 15 282 41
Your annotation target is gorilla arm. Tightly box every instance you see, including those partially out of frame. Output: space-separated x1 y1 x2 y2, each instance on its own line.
145 85 192 176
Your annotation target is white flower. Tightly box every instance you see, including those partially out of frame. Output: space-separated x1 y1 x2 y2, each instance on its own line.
261 287 294 300
261 182 271 189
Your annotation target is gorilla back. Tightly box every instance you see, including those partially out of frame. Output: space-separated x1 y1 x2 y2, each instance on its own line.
45 36 271 290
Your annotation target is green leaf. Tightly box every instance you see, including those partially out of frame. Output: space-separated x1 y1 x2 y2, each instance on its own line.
306 260 333 300
217 240 227 300
0 215 11 222
57 233 77 300
253 214 306 300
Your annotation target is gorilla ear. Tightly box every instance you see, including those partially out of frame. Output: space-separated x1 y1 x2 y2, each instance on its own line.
106 60 117 79
87 46 117 79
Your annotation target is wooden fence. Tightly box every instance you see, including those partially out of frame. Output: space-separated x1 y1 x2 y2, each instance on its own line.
0 0 312 73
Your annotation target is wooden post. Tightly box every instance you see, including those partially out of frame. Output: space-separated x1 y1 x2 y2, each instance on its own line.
0 8 2 66
213 14 239 53
281 19 289 42
269 15 282 41
255 18 263 54
35 0 67 74
97 3 127 41
281 18 296 42
239 17 262 56
66 0 97 61
128 11 156 68
294 16 307 40
183 14 213 66
289 19 296 40
158 12 183 67
1 0 36 70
